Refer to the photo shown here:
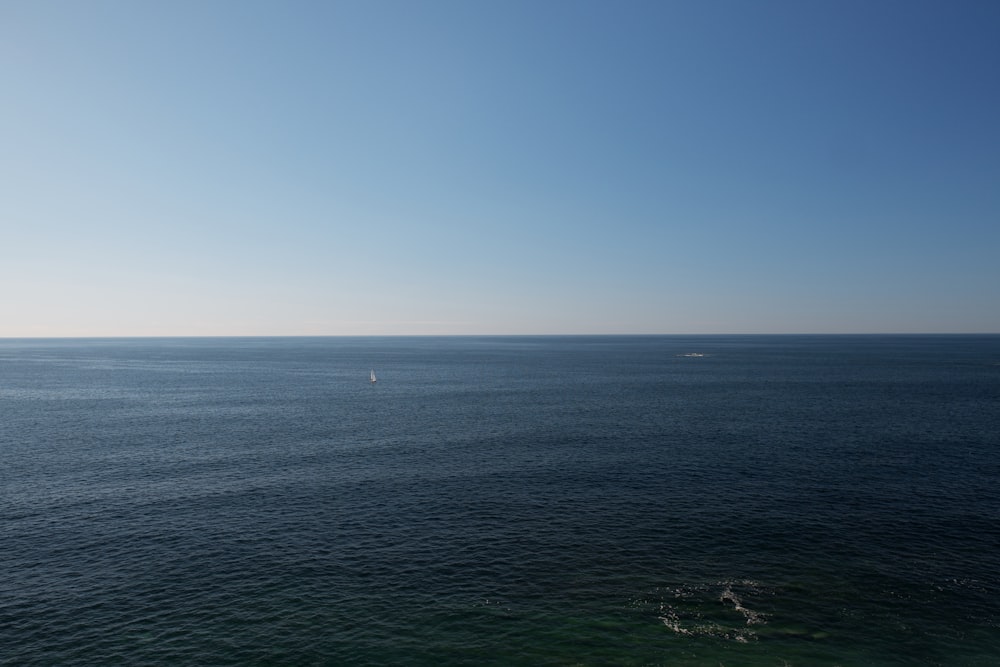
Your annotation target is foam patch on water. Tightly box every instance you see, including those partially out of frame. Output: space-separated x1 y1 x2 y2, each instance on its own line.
634 579 771 643
720 582 767 626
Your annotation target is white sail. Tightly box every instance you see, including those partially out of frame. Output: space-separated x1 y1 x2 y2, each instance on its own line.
370 369 376 383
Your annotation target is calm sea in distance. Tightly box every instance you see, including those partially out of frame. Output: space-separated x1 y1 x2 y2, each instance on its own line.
2 335 999 666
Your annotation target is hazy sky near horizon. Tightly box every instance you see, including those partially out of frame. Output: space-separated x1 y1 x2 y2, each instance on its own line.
3 0 999 336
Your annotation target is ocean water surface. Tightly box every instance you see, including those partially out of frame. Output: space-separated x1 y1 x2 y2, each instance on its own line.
2 335 999 665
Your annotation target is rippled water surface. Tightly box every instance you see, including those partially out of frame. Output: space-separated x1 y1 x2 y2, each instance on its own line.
2 335 999 665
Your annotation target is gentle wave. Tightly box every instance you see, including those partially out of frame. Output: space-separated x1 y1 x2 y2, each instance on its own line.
3 335 999 665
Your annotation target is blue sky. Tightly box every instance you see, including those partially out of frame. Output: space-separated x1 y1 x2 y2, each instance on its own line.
3 0 998 335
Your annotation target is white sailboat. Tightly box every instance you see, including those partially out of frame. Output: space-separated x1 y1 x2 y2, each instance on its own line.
370 369 377 384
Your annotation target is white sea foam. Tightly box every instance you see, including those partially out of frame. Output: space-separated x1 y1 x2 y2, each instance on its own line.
649 579 769 642
719 581 767 626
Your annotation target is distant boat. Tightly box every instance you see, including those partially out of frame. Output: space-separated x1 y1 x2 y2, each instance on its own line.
370 369 377 384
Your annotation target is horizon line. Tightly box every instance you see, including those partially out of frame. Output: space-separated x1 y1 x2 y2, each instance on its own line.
2 332 998 340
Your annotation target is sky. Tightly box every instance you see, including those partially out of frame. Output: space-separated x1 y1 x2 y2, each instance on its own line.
2 0 999 336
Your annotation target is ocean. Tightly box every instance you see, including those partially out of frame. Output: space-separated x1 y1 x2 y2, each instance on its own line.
2 335 999 665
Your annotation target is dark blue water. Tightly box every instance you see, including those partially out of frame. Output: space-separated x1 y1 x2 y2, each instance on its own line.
2 335 999 665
